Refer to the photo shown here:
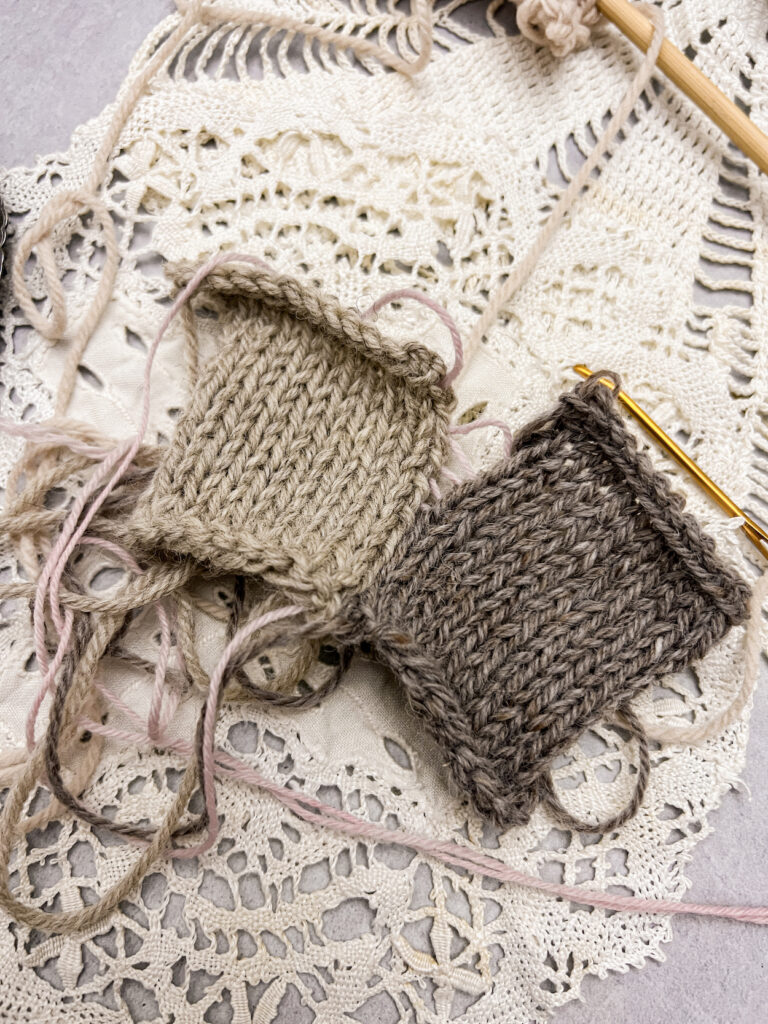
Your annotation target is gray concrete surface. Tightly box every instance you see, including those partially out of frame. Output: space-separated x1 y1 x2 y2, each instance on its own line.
0 2 766 1022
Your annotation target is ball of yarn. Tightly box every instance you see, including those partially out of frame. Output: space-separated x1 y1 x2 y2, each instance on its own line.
513 0 600 58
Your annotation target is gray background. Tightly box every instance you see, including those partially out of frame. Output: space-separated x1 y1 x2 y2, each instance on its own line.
0 2 766 1021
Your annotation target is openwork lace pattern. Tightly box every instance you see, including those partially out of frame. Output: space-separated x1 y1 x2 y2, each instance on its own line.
1 1 767 1021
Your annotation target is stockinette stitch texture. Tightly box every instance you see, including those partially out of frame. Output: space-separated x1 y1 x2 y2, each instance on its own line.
131 261 454 613
336 373 751 829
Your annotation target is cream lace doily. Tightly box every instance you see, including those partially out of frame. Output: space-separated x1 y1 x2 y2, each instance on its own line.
1 2 767 1021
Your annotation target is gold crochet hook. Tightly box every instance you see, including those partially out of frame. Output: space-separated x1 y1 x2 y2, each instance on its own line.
574 364 768 559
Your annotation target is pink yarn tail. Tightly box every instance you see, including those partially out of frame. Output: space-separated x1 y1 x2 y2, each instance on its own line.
363 287 463 387
78 708 768 925
450 416 514 458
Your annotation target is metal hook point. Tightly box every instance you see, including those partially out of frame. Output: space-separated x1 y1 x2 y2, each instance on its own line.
574 364 768 560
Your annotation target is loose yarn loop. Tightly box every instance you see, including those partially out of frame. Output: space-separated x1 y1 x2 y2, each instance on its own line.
363 288 465 387
0 613 197 934
11 189 118 404
9 1 205 414
514 0 601 58
542 703 651 832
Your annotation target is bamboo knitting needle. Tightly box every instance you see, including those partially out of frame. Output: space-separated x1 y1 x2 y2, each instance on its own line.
597 0 768 176
573 365 768 559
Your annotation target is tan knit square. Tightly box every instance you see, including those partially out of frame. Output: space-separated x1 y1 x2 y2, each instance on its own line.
131 264 454 611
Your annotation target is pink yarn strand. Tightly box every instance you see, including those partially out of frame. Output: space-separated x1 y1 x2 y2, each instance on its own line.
94 682 148 730
446 436 477 479
221 759 768 925
450 417 514 458
25 607 74 752
72 711 768 925
25 528 144 749
77 535 143 574
0 419 111 459
363 287 463 387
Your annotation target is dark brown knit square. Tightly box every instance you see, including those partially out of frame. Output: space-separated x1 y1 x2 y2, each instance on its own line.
132 263 454 612
353 376 750 828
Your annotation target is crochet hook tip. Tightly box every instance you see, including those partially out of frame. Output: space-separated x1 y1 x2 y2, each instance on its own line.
573 364 768 558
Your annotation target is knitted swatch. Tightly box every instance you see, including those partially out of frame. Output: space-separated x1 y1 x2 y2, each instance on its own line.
132 263 454 612
342 374 751 828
